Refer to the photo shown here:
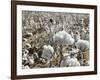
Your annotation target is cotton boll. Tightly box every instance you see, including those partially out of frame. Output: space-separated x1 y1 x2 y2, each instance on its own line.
75 39 89 50
67 37 75 45
61 55 80 67
48 45 54 54
60 55 71 67
43 45 48 50
53 30 75 46
60 60 66 67
29 58 34 65
67 58 80 67
42 45 54 60
28 55 35 65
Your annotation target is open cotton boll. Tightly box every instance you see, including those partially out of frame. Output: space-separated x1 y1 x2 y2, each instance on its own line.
60 54 71 67
27 55 35 65
61 55 80 67
67 36 75 45
53 30 70 40
67 58 80 67
28 58 34 65
42 45 54 60
53 30 75 46
43 45 48 50
75 39 89 50
48 45 54 54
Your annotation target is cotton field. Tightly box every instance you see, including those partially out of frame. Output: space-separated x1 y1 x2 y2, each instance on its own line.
22 11 89 69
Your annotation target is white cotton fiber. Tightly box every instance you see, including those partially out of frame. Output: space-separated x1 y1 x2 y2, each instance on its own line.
53 30 75 46
67 58 80 67
75 39 89 50
61 56 80 67
42 45 54 60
